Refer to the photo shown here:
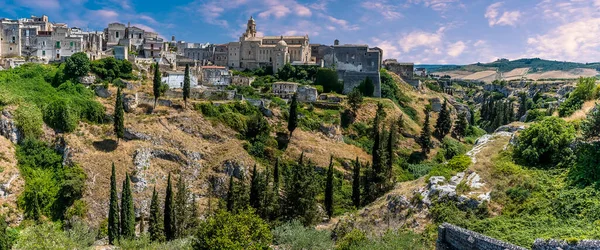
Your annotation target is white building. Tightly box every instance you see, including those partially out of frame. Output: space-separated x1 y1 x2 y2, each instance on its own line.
162 71 199 89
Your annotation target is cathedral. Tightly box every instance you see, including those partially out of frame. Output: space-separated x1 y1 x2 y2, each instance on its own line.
227 17 312 72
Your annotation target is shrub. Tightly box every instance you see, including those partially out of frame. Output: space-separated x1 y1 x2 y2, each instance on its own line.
447 155 472 172
13 222 90 249
64 52 90 79
315 68 341 93
356 77 375 97
513 117 576 168
440 138 467 160
558 77 597 117
272 220 333 250
14 104 43 140
335 229 367 250
525 109 546 122
44 98 79 132
193 209 272 250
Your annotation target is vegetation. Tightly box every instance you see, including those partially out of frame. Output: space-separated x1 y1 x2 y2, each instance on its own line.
90 57 134 81
193 209 272 250
513 117 576 168
315 68 342 93
108 164 119 244
152 62 161 109
434 99 452 139
288 93 299 138
418 108 433 154
114 87 125 142
558 77 597 117
183 64 191 108
431 58 600 73
64 52 90 80
356 77 375 97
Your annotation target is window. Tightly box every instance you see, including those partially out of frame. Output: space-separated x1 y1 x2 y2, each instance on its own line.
42 51 45 56
139 34 142 39
56 41 60 48
70 41 74 47
12 36 15 43
116 31 119 38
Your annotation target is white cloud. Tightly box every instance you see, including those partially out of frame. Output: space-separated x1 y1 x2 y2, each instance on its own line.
325 15 360 31
447 41 466 57
399 30 442 52
258 5 291 18
361 0 403 20
485 2 521 27
372 38 402 59
526 18 600 62
407 0 462 12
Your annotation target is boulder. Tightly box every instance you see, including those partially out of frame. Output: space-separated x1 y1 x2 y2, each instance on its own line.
78 74 96 85
123 93 138 113
222 160 248 179
429 98 442 112
124 128 151 141
95 86 111 98
320 124 343 142
0 110 21 144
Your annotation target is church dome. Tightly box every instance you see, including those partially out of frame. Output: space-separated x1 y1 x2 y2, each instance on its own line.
276 39 287 48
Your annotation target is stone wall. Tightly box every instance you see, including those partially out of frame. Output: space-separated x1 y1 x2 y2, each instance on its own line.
436 223 526 250
437 223 600 250
342 71 381 97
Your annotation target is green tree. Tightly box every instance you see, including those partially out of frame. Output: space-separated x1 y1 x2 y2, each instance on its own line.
148 187 164 242
120 173 135 239
315 68 341 93
108 163 120 245
434 99 452 139
347 89 363 114
44 98 78 132
0 216 10 250
249 164 260 210
517 92 529 119
226 175 235 212
288 93 299 138
183 64 191 109
582 103 600 140
351 157 361 208
385 122 396 190
357 77 375 97
324 156 334 219
246 113 270 140
64 52 90 79
114 87 124 142
367 103 386 202
164 173 176 241
193 209 272 249
152 62 162 109
271 158 280 220
452 112 468 140
275 63 296 81
419 108 433 154
282 157 319 226
175 175 189 238
514 117 576 168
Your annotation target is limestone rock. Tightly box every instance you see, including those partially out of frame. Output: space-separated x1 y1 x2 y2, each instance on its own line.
222 160 248 179
320 124 343 142
0 110 21 144
78 74 96 85
429 98 442 112
123 93 138 113
124 128 151 141
94 86 111 98
386 195 412 214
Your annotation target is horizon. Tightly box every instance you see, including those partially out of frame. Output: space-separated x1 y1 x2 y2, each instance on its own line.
1 0 599 65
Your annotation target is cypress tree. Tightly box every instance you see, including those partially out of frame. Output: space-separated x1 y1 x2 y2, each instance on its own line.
273 158 280 193
233 173 249 212
324 156 334 219
0 216 9 250
434 99 452 139
148 186 163 242
249 164 260 209
114 87 124 142
175 175 188 238
164 173 176 241
453 112 469 140
153 62 161 109
371 103 386 178
183 64 191 109
517 92 528 119
468 108 475 125
351 157 361 208
385 122 396 190
120 173 135 239
419 108 433 154
271 159 281 220
288 93 299 138
108 163 120 245
226 175 235 212
282 158 318 226
298 152 304 166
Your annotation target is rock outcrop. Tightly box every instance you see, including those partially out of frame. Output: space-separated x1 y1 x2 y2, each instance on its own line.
0 110 21 144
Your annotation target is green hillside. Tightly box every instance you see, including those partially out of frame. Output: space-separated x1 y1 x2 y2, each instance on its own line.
430 58 600 73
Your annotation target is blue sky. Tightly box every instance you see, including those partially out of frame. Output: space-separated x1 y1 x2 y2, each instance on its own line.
2 0 600 64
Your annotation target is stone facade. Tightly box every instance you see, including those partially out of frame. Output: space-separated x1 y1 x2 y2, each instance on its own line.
297 85 318 103
161 71 199 89
273 82 299 99
200 66 231 86
231 75 255 86
312 41 382 97
227 17 311 72
383 59 413 80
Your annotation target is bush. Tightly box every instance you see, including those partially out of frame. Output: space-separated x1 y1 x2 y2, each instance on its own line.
558 77 597 117
447 155 472 172
335 229 367 250
525 109 546 122
356 77 375 97
118 236 193 250
14 222 93 249
64 52 90 79
193 209 272 250
44 98 79 132
440 138 467 161
513 117 576 168
14 104 43 140
272 221 333 250
315 68 341 93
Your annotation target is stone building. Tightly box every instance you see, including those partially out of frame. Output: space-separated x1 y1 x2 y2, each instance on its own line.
200 66 231 87
227 17 311 72
231 75 255 86
161 71 199 89
104 23 126 48
273 82 299 99
183 43 227 66
311 41 382 97
297 85 318 103
383 59 414 80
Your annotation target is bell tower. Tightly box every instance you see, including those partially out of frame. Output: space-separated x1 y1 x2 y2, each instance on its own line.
244 16 257 38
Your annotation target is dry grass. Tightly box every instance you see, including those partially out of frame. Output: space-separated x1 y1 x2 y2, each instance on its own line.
564 100 597 122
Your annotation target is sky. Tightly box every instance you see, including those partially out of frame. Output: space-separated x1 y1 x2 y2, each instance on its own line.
1 0 599 64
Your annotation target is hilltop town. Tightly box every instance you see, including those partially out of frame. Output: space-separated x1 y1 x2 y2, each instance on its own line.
2 12 600 250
